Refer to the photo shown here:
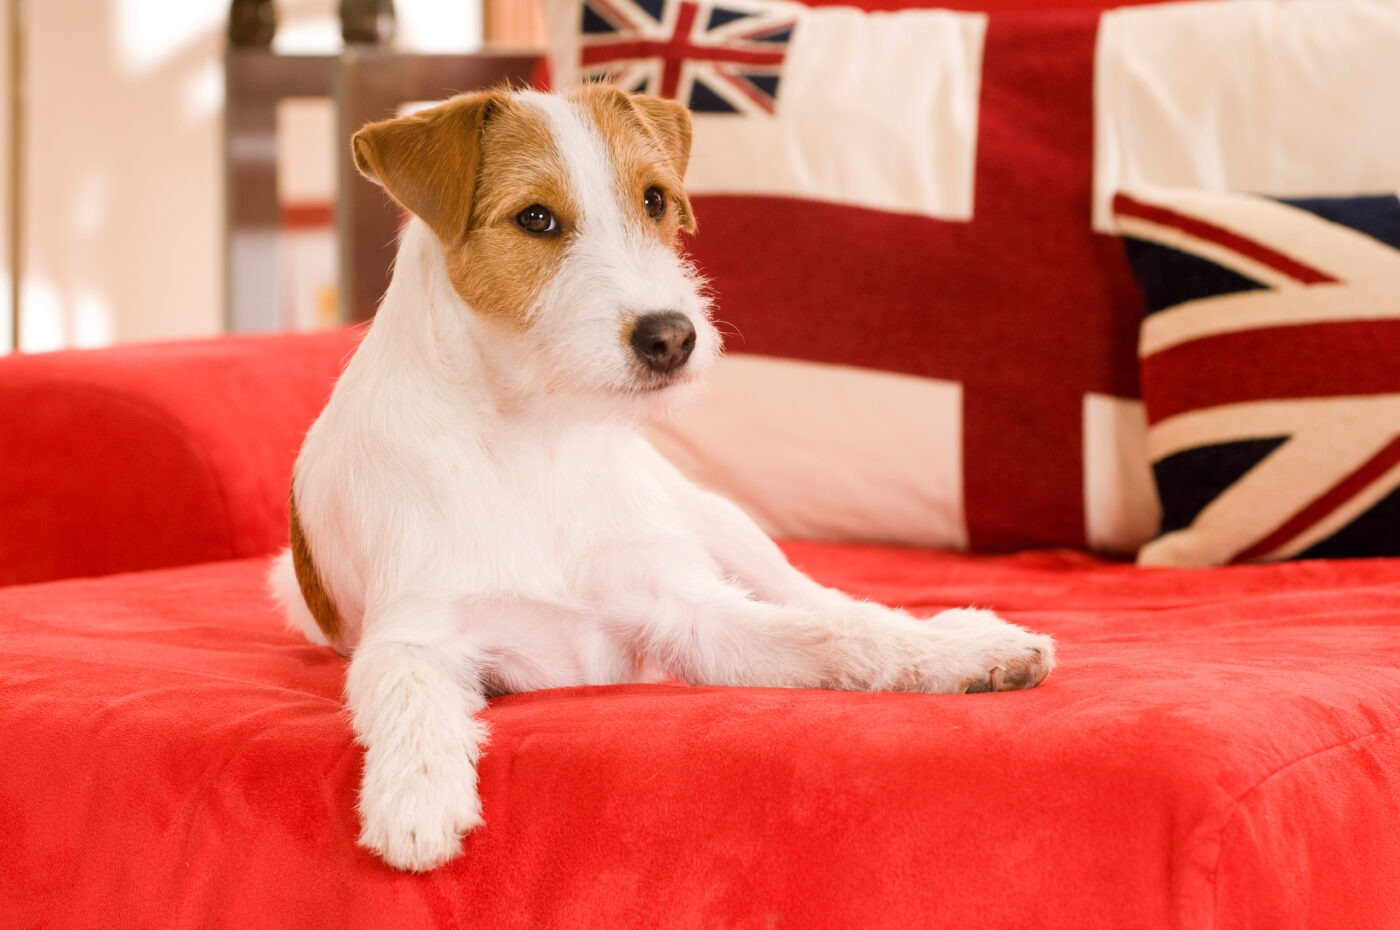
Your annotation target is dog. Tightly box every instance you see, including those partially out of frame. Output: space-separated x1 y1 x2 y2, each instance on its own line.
270 83 1055 872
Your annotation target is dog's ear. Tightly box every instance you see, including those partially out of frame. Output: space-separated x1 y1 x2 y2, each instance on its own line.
352 90 502 245
627 93 698 234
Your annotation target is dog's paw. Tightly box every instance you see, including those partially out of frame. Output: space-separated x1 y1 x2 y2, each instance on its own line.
357 749 484 872
921 607 1055 695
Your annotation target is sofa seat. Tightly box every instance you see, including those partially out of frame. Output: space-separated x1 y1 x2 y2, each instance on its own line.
4 543 1398 930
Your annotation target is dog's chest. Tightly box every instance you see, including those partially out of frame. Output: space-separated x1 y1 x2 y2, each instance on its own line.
470 426 680 598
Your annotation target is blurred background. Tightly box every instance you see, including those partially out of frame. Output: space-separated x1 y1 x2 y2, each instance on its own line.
0 0 545 354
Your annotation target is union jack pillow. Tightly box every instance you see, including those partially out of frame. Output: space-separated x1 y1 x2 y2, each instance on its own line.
1115 187 1400 567
544 0 1400 554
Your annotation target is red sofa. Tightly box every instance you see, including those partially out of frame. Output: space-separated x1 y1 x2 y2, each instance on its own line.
5 0 1400 923
2 328 1400 928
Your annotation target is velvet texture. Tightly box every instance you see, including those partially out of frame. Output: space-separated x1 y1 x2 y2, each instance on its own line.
0 329 361 586
3 548 1399 929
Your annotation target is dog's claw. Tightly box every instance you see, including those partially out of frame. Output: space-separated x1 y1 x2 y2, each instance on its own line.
930 609 1054 695
959 650 1050 695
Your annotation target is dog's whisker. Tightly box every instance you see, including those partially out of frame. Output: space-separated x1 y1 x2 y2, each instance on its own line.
713 320 745 344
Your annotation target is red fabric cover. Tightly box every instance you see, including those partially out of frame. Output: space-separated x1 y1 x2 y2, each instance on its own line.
0 329 361 587
4 547 1399 929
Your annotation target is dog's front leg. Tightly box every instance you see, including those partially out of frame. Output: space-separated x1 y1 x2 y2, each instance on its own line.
347 634 489 872
613 559 1053 694
642 448 1053 685
677 484 852 609
641 444 854 611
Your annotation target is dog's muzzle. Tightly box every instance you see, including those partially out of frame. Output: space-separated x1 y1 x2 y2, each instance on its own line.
629 311 696 376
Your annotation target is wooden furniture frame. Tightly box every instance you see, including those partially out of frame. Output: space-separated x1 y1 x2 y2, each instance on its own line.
223 48 540 329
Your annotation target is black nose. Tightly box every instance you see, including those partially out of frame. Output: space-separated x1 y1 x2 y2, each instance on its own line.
629 311 696 375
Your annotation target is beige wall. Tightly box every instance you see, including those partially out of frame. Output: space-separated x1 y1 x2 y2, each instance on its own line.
5 0 483 353
0 5 12 351
21 0 226 350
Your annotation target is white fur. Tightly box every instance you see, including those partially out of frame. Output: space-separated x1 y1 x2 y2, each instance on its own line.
271 91 1054 872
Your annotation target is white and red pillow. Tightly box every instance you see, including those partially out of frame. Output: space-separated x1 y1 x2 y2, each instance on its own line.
543 0 1400 554
1114 187 1400 567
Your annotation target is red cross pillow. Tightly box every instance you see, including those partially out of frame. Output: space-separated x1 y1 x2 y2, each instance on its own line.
543 0 1400 554
1114 187 1400 567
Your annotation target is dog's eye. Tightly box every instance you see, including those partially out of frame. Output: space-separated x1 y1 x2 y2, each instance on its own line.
515 205 557 235
643 187 666 221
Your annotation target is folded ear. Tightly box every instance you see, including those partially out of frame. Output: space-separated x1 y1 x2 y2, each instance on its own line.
351 90 503 245
627 93 697 233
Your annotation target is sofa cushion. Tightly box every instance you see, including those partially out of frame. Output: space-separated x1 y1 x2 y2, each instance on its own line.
545 0 1149 553
5 549 1400 928
1114 187 1400 567
0 328 361 586
544 0 1400 556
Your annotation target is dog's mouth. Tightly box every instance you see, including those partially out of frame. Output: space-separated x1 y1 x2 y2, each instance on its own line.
629 370 693 395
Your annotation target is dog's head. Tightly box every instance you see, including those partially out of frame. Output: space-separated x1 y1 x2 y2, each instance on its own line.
351 84 718 410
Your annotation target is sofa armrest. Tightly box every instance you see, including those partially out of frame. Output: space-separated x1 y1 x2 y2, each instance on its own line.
0 328 360 586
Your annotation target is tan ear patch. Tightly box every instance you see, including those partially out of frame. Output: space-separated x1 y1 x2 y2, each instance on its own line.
627 94 695 181
351 89 505 245
289 490 344 649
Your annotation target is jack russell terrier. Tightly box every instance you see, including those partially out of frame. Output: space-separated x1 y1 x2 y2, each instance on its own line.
271 83 1055 872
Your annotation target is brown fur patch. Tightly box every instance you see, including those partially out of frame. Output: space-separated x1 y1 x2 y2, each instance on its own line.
572 84 698 238
446 97 578 327
350 86 698 329
289 490 344 647
353 91 573 328
351 90 502 247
